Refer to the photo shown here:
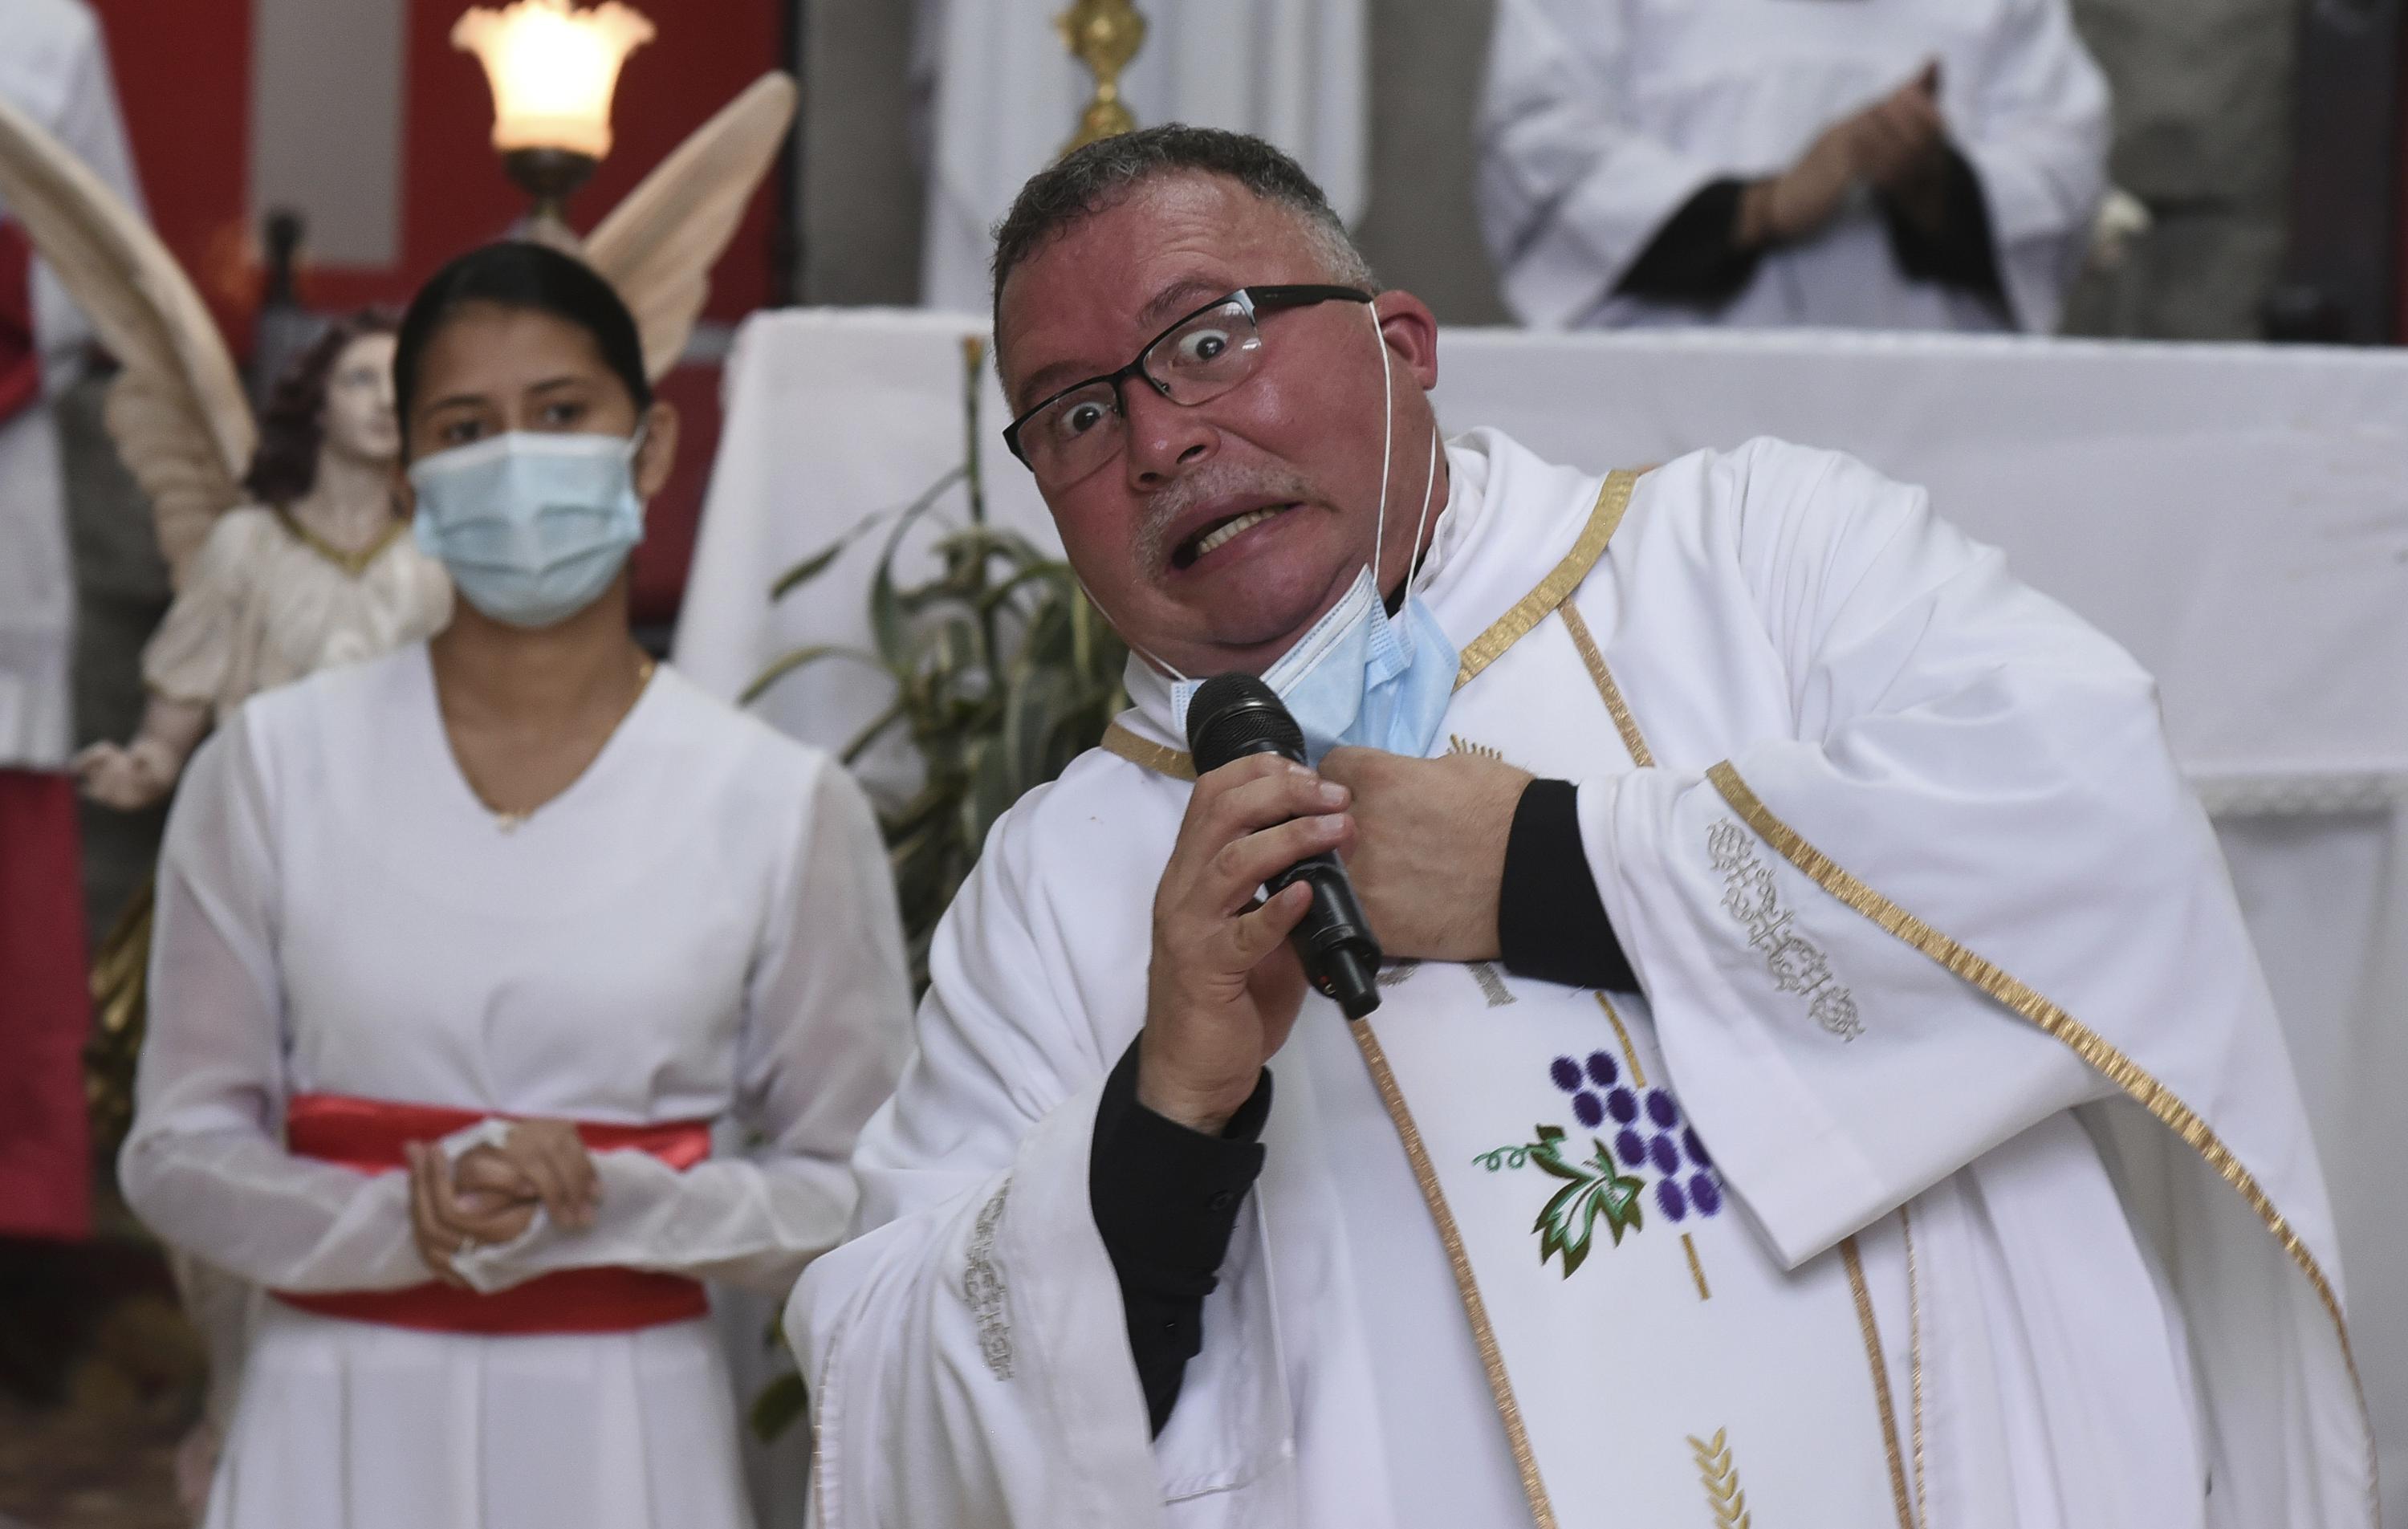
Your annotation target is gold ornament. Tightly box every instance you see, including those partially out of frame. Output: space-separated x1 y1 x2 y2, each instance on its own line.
1056 0 1147 157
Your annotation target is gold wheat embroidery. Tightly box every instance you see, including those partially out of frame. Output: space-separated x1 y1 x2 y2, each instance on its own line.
1448 734 1507 763
1689 1429 1751 1528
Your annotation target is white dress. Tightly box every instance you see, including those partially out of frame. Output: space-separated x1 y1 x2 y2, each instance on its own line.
121 644 913 1529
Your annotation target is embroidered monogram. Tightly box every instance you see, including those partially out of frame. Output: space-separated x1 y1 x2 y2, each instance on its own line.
965 1181 1014 1380
1469 962 1516 1007
1707 819 1863 1040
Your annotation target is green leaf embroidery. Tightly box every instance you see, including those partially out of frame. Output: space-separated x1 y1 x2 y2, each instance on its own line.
1523 1124 1645 1278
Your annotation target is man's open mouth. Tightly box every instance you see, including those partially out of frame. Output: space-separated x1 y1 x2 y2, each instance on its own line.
1172 503 1294 570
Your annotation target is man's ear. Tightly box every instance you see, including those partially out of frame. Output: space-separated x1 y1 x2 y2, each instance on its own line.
1374 290 1441 392
633 399 682 498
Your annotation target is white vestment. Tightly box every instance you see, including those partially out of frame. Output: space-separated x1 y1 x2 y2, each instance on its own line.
0 0 140 767
1475 0 2109 335
791 431 2371 1527
122 645 913 1529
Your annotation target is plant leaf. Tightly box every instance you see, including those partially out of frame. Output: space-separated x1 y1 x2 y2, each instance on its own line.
748 1369 809 1442
739 643 883 706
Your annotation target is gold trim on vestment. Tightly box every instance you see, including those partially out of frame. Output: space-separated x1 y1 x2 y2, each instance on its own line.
1905 1206 1927 1529
1687 1428 1751 1528
1844 1236 1920 1529
1095 469 1645 779
1558 602 1654 768
1682 1232 1712 1303
1097 725 1194 779
1349 1022 1560 1528
1454 470 1639 688
273 506 407 579
1706 758 2374 1507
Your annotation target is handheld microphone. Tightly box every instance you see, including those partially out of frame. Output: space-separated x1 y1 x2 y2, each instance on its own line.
1184 673 1383 1019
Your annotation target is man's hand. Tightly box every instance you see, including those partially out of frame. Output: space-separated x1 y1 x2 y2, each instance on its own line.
1317 747 1534 963
1742 60 1947 247
1747 112 1861 246
1140 754 1354 1134
1854 62 1951 234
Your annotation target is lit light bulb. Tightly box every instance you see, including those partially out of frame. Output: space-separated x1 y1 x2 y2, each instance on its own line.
453 0 655 161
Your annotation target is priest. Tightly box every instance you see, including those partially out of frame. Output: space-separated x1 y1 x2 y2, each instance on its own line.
789 125 2370 1528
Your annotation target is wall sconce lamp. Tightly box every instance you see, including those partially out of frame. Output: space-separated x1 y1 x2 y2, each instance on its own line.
454 0 655 235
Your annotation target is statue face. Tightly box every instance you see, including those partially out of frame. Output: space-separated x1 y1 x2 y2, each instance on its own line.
321 332 400 466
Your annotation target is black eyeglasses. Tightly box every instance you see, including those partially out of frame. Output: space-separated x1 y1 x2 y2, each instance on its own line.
1001 284 1374 484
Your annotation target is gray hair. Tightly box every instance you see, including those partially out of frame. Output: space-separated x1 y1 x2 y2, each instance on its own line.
990 124 1375 322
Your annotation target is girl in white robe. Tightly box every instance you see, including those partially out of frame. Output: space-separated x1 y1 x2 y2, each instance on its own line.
121 242 913 1529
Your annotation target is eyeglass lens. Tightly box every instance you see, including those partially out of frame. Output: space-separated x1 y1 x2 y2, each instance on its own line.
1022 299 1266 481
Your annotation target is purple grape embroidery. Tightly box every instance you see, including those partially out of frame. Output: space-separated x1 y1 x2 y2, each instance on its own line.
1477 1051 1727 1274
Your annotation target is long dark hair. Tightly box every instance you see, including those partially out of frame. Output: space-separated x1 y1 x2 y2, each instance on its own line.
242 309 400 506
393 242 652 451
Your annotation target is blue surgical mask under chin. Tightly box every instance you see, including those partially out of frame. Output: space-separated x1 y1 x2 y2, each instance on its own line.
409 428 647 629
1171 565 1460 766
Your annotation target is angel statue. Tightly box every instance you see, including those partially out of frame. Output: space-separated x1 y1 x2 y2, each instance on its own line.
73 310 449 808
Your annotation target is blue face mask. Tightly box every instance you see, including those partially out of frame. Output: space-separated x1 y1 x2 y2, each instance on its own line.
1165 304 1457 764
1173 563 1458 764
409 428 647 629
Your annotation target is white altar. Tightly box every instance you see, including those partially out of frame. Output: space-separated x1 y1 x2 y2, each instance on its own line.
676 310 2408 1515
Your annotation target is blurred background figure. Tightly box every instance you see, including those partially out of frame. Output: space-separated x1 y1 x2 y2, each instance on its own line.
911 0 1367 313
0 0 142 1250
1474 0 2110 333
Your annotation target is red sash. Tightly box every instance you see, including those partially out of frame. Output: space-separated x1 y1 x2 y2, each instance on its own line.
0 222 41 428
271 1092 713 1336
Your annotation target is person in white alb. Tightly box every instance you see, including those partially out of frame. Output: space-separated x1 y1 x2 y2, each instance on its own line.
0 0 144 1246
787 127 2371 1529
121 242 913 1529
1476 0 2110 333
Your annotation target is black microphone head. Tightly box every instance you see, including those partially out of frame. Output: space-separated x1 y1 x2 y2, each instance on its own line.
1186 673 1305 771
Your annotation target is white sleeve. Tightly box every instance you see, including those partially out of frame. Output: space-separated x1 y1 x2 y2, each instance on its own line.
119 716 429 1292
1952 0 2111 331
1474 0 1726 328
459 756 916 1298
786 799 1162 1527
1576 442 2268 1268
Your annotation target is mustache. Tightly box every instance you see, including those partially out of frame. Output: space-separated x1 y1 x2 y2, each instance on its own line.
1137 461 1320 570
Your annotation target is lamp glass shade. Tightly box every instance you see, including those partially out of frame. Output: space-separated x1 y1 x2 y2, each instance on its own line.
453 0 655 160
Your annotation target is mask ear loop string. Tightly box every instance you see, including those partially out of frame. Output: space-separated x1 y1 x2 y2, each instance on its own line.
1075 571 1191 685
1368 298 1442 609
1369 298 1396 596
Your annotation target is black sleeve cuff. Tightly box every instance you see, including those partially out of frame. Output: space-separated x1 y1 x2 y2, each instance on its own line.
1090 1036 1271 1436
1615 178 1764 308
1498 779 1637 993
1881 147 2007 303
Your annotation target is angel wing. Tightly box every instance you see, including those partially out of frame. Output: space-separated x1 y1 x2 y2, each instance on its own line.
583 71 798 381
0 92 252 586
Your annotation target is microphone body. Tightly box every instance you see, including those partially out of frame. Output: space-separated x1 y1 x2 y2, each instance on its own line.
1184 675 1384 1019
